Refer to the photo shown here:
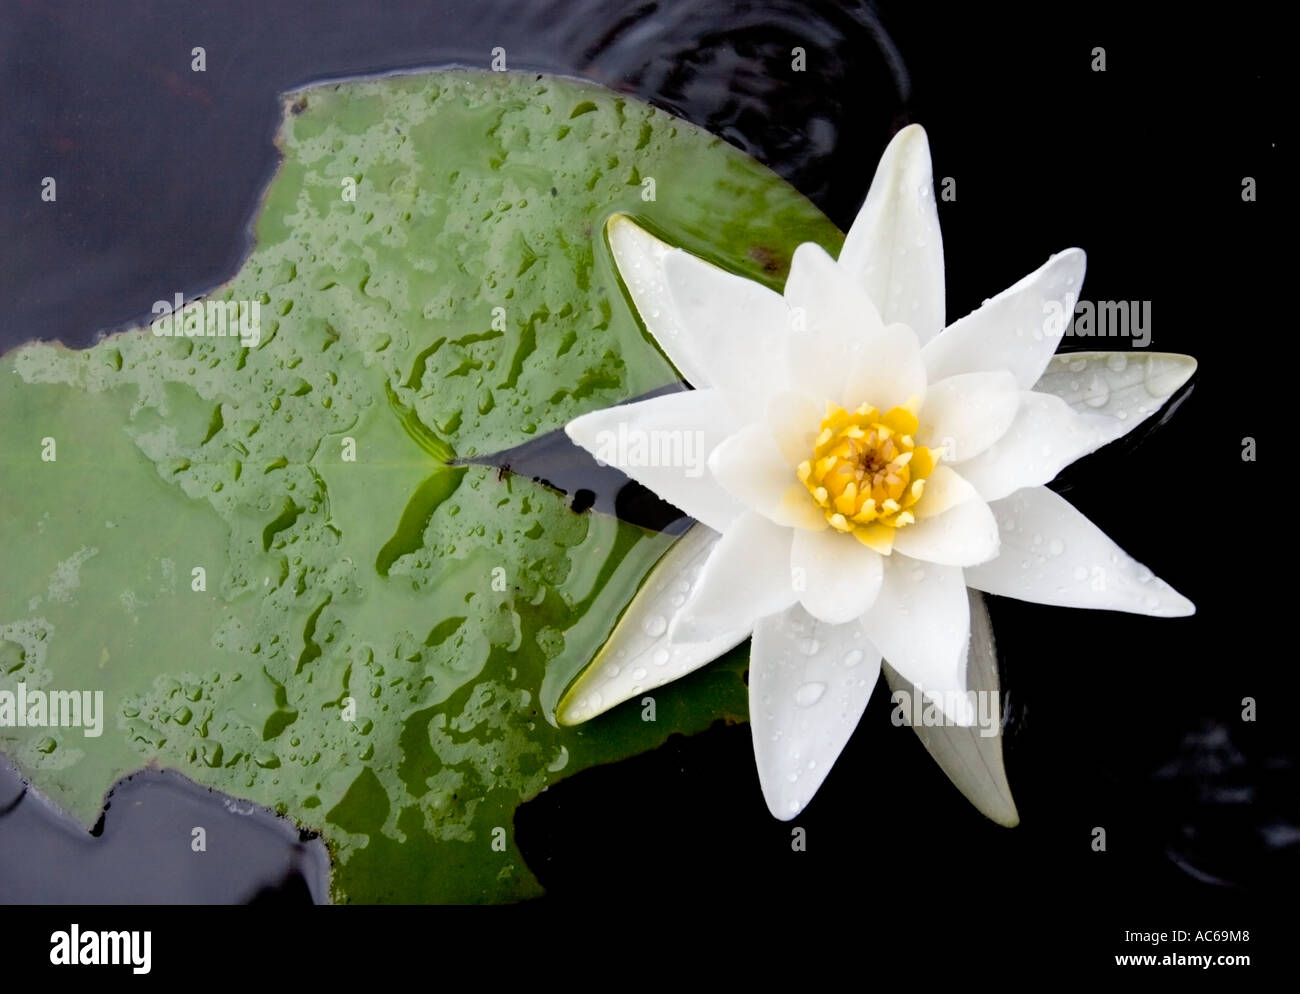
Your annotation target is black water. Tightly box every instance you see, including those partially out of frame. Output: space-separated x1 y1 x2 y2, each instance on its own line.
2 0 1292 923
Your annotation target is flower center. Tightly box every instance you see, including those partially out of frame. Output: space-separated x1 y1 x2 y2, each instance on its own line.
796 403 936 554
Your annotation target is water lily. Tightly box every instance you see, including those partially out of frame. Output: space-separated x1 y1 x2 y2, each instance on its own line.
559 125 1196 819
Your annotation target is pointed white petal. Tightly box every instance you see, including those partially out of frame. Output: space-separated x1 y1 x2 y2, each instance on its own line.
606 215 714 387
557 525 747 725
953 391 1121 502
839 124 946 343
791 527 884 624
862 558 974 724
921 249 1086 388
892 469 999 567
709 422 827 531
672 511 797 642
965 486 1195 617
918 370 1020 463
750 605 882 819
1032 351 1197 423
565 388 743 533
884 590 1019 826
662 249 790 421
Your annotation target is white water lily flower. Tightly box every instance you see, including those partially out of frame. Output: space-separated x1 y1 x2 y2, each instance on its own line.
560 125 1195 819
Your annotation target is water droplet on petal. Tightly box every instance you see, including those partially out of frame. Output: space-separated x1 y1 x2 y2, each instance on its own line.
1083 374 1110 408
641 614 667 637
795 682 827 707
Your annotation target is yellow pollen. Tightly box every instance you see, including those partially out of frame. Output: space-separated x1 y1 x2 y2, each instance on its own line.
796 401 937 550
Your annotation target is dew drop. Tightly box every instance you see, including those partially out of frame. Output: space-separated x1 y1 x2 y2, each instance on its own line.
795 682 827 707
842 649 865 668
641 614 668 637
1083 374 1111 408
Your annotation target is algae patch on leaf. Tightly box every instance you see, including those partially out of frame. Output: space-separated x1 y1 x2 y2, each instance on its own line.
0 70 839 902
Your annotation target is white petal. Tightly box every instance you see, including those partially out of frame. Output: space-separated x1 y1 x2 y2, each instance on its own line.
838 124 946 343
791 527 884 624
662 249 789 421
565 388 743 533
672 511 797 642
964 486 1194 617
921 249 1086 388
557 525 747 724
750 605 882 819
605 215 713 388
911 464 982 520
892 469 999 566
766 390 821 466
954 391 1122 502
839 321 927 413
783 241 885 399
861 558 974 724
918 370 1020 463
709 422 826 531
1032 351 1197 424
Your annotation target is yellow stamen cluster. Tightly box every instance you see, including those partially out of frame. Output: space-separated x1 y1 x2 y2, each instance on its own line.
796 403 936 555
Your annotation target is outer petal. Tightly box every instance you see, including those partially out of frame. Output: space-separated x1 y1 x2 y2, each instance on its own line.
606 215 713 388
662 249 790 421
1031 351 1197 423
838 124 946 343
750 605 882 819
921 249 1086 388
861 558 974 724
709 422 827 531
791 527 884 624
883 589 1019 826
671 511 797 642
964 486 1195 617
892 468 999 567
557 525 747 725
565 388 743 533
953 391 1121 502
918 370 1020 464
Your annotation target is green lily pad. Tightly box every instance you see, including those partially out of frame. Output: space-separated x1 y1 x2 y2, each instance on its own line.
0 69 841 902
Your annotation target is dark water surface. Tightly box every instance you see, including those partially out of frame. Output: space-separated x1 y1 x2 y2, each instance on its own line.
0 761 328 903
2 0 1291 911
